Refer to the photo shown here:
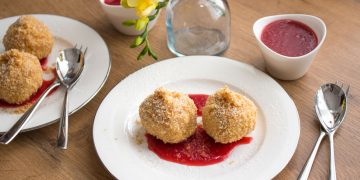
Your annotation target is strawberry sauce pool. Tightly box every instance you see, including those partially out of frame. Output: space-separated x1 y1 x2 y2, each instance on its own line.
145 94 253 166
261 19 318 57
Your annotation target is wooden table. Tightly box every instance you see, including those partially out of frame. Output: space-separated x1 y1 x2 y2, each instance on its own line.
0 0 359 179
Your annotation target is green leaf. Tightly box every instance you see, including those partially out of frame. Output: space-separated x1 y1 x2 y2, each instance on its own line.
122 20 136 26
148 48 158 60
137 46 149 60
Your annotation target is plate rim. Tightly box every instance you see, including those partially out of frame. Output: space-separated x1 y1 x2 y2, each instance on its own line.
92 56 300 179
0 14 112 133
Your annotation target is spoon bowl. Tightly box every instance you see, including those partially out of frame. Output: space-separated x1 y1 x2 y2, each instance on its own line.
315 83 347 133
56 48 85 88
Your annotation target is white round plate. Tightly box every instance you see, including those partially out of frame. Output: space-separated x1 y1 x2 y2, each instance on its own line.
0 14 111 132
93 56 300 180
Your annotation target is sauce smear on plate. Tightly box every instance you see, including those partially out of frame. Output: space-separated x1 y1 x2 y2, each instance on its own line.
145 94 252 166
40 57 48 70
261 19 318 57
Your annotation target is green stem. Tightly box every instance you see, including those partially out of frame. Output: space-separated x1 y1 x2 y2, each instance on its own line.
132 0 169 61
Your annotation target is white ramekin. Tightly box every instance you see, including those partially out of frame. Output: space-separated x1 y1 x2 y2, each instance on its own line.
253 14 327 80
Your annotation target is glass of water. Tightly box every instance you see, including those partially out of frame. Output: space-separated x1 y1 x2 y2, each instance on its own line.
166 0 231 56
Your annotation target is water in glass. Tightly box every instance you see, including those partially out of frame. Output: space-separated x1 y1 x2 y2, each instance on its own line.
166 0 231 56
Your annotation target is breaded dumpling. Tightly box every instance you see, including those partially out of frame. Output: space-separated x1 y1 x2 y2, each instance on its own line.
139 87 197 143
3 15 54 59
202 87 257 144
0 49 43 104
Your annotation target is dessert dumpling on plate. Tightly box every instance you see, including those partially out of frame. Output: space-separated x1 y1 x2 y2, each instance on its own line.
3 15 54 59
0 49 43 104
202 86 257 144
139 87 197 144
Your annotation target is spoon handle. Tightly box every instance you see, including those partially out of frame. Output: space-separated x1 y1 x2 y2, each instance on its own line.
57 88 69 149
0 81 61 144
298 129 326 180
329 132 336 180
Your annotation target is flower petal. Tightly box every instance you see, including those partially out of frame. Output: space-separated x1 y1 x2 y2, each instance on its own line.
127 0 139 7
121 0 132 8
135 0 158 17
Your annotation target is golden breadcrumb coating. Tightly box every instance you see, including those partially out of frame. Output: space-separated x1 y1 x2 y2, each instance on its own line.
3 103 32 114
0 49 43 104
3 15 54 59
202 86 257 144
139 87 197 144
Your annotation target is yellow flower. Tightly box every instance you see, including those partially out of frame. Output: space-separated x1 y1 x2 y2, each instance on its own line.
122 0 159 18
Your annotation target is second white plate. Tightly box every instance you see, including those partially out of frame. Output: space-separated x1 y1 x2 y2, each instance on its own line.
0 14 111 132
93 56 300 179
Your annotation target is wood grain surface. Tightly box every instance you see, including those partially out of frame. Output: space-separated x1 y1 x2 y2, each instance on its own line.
0 0 359 179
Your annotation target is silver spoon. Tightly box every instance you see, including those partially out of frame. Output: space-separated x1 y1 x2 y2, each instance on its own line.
316 83 348 180
298 127 326 180
298 83 348 180
0 47 85 145
56 47 86 149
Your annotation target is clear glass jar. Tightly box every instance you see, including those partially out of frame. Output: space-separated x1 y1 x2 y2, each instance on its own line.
166 0 231 56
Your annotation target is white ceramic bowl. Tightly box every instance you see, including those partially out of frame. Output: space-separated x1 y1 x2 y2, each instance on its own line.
253 14 327 80
99 0 159 36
